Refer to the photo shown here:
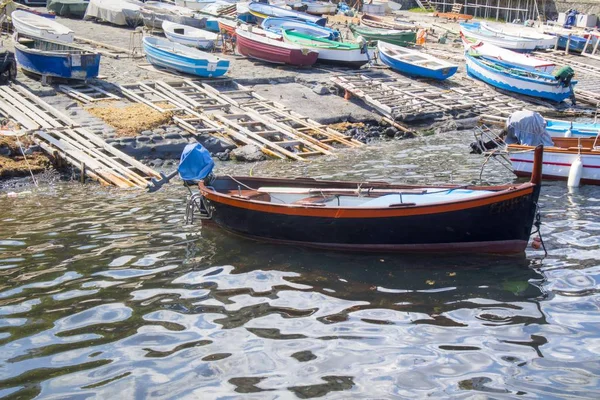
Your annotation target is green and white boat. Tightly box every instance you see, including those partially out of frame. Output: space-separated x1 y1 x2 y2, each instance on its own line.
47 0 90 19
282 29 375 67
349 24 416 47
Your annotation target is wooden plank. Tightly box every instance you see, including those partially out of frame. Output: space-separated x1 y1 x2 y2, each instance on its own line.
10 84 78 127
0 87 59 128
0 100 39 130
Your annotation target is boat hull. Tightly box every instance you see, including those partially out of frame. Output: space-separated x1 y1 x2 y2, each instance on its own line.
378 44 457 80
141 10 206 29
14 41 100 80
163 21 219 50
143 37 229 77
47 0 89 18
545 119 600 138
248 3 326 26
305 3 337 15
350 24 416 47
461 23 538 51
12 10 74 43
236 30 318 66
262 17 338 40
465 54 574 103
556 34 589 53
200 177 541 254
218 19 236 36
509 146 600 185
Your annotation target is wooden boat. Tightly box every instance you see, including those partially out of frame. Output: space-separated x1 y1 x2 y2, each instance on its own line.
545 119 600 138
218 18 237 36
162 21 220 50
84 0 143 27
509 137 600 185
433 11 473 21
11 10 74 43
350 24 416 47
378 41 457 80
556 34 590 53
142 36 229 77
46 0 90 19
236 26 318 66
14 35 100 80
283 29 374 67
460 22 539 52
141 1 206 30
461 33 555 73
261 17 339 40
464 53 576 103
480 22 556 49
360 13 415 30
248 2 326 26
175 0 219 11
195 145 544 254
303 1 337 15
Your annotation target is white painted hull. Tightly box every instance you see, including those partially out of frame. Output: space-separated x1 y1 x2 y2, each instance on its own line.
481 22 557 49
305 2 337 15
316 47 374 64
162 21 220 49
509 147 600 184
175 0 216 10
12 10 74 43
460 25 538 51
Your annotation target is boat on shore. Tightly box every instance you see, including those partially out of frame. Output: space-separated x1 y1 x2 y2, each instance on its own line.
142 36 229 77
262 17 339 40
236 26 319 66
46 0 90 19
187 144 544 254
461 33 555 73
14 34 100 80
84 0 143 27
460 22 539 51
12 10 74 43
248 2 326 26
480 22 556 49
545 119 600 138
433 11 473 21
217 18 237 36
464 52 575 103
360 13 415 30
283 29 374 67
162 21 220 50
350 23 416 47
141 1 206 30
556 34 591 53
378 41 457 80
303 1 337 15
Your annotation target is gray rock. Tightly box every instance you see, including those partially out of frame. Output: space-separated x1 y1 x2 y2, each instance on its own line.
150 158 164 168
166 126 180 133
24 145 41 155
312 84 330 96
137 136 150 142
0 146 11 157
153 128 166 135
164 132 182 140
69 110 78 116
141 130 153 136
216 151 230 161
196 134 236 153
65 102 78 110
231 145 266 162
383 127 397 138
121 137 136 144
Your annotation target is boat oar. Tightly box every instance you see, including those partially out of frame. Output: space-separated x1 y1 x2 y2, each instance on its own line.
147 169 179 193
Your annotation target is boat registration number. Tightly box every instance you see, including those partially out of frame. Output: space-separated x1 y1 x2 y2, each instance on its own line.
207 63 217 72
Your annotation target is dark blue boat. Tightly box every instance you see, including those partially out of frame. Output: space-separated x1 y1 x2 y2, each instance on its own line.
14 35 100 80
556 34 590 53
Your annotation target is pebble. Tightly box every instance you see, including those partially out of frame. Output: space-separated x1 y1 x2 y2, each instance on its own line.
164 132 182 140
141 130 153 136
153 128 166 135
312 84 330 96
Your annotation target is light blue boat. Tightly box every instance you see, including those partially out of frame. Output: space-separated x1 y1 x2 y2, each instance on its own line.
14 35 100 80
143 36 229 78
377 41 457 80
545 119 600 138
261 17 339 40
248 2 326 26
464 52 576 103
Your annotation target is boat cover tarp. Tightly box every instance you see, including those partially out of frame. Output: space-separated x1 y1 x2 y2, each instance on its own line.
178 143 214 182
84 0 142 25
47 0 89 18
505 110 554 146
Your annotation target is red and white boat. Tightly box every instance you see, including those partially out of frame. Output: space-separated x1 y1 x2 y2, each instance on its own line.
509 137 600 185
218 18 237 36
235 25 319 66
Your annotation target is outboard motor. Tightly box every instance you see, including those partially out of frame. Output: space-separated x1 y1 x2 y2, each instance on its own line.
178 143 215 186
554 65 575 87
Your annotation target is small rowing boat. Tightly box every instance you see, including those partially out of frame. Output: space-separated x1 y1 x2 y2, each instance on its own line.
236 26 318 66
141 1 206 30
46 0 90 19
556 34 591 53
183 144 544 254
464 52 576 103
262 17 339 40
14 34 100 80
142 36 229 77
303 1 337 15
162 20 220 50
480 22 556 49
248 2 326 26
350 23 416 47
460 22 539 52
283 29 374 67
461 33 555 73
84 0 143 27
545 119 600 138
378 41 457 80
217 18 237 36
11 10 74 43
360 13 415 30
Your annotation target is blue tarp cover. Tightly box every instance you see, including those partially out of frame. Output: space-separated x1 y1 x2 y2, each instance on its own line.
505 111 554 146
178 143 214 182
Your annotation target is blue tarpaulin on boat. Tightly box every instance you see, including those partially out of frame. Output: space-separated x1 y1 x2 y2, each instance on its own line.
178 143 214 182
505 111 554 146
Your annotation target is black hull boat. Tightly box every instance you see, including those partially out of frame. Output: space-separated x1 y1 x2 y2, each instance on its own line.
192 146 544 254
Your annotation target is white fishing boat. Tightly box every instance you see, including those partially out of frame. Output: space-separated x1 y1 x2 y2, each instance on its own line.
303 1 337 15
480 22 557 49
11 10 74 43
175 0 217 10
460 22 539 51
141 1 206 29
162 20 221 50
84 0 144 27
461 33 555 73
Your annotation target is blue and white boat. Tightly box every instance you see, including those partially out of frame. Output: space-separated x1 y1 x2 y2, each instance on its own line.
143 36 229 78
261 17 339 40
162 20 220 50
545 118 600 138
248 2 326 26
14 35 100 80
378 41 457 80
460 22 538 52
464 52 576 103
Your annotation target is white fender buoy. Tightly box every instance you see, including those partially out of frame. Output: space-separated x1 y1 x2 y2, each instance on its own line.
567 156 583 187
564 129 572 138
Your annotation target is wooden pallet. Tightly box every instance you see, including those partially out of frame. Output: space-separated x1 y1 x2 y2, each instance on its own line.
0 84 77 130
59 84 121 104
33 127 161 188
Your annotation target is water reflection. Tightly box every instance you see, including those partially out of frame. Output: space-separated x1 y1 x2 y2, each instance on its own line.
0 131 599 398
